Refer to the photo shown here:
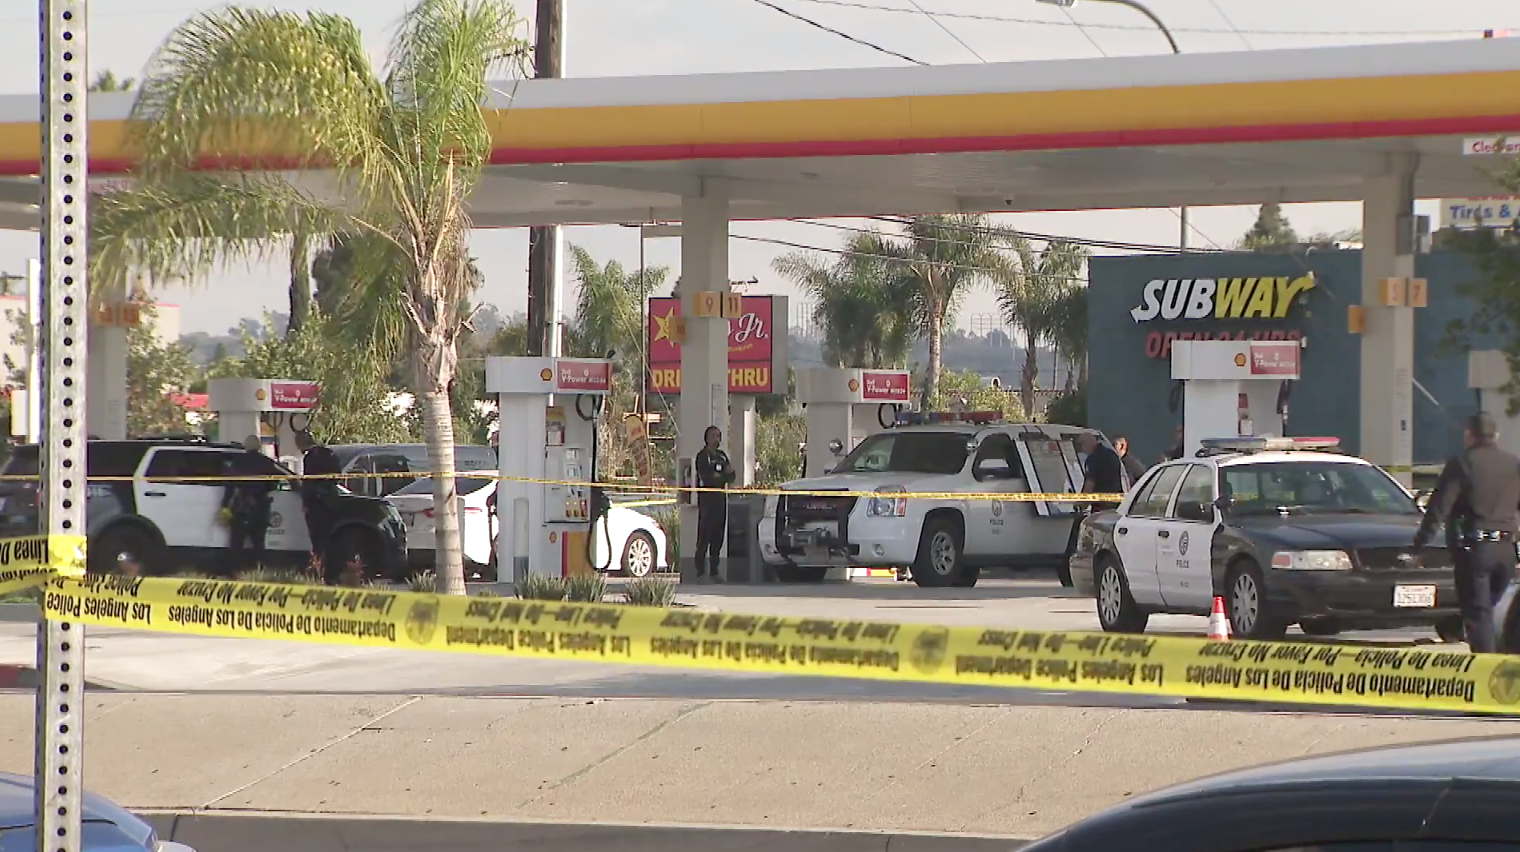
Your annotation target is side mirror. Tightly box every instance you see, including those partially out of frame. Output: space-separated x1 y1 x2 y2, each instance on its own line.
1415 490 1432 511
827 439 845 456
1213 495 1232 513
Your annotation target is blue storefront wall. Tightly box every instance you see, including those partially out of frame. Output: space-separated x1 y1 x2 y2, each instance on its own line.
1086 250 1496 465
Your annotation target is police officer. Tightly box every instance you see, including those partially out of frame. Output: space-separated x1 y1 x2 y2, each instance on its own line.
221 435 276 575
694 425 736 583
1061 431 1127 586
294 430 344 583
1414 412 1520 654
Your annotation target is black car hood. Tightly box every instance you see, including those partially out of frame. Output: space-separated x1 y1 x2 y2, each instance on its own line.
1232 513 1424 550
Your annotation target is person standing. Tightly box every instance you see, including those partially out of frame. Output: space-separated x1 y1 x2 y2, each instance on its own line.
1163 424 1186 462
1414 412 1520 654
1061 431 1128 586
221 435 276 575
693 425 736 583
295 430 343 583
1112 434 1147 486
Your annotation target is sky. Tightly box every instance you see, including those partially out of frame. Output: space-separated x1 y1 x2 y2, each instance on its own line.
1 0 1518 335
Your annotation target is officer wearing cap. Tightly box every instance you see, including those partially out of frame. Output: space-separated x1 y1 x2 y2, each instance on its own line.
1414 412 1520 654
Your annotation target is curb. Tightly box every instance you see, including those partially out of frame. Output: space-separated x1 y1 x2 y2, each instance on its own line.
0 603 39 624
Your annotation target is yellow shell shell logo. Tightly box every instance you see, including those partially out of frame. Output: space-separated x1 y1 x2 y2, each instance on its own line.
540 368 553 381
1233 354 1247 367
847 379 860 392
254 388 267 401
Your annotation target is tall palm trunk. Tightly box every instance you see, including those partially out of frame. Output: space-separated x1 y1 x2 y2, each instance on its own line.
922 305 945 408
414 329 465 595
288 230 312 336
1020 332 1039 419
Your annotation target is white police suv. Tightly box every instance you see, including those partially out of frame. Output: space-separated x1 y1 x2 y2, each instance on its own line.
758 411 1113 587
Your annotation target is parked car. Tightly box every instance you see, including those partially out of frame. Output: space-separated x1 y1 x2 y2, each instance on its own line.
385 476 669 580
0 772 195 851
1018 736 1520 851
327 443 496 499
0 439 407 579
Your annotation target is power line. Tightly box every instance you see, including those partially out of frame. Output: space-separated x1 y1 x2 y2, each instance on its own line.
1204 0 1255 50
904 0 985 62
855 215 1228 255
784 0 1516 39
747 0 929 65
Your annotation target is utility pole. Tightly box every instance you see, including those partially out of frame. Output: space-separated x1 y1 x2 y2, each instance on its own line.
525 0 564 357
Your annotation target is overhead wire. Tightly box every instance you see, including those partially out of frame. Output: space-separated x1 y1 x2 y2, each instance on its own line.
783 0 1516 39
812 215 1226 255
904 0 986 62
746 0 929 65
730 231 1090 285
1203 0 1256 50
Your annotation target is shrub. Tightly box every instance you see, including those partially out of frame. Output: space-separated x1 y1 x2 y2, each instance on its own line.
515 573 568 601
623 576 677 607
566 573 608 603
647 506 680 572
235 567 318 585
407 571 438 593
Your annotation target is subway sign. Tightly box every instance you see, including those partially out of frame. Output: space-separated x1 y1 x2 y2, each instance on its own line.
1131 275 1315 360
1130 275 1316 322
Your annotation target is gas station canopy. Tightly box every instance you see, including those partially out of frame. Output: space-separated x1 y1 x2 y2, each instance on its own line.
1 38 1519 228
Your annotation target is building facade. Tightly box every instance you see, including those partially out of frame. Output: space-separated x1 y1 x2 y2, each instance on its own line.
1087 250 1495 465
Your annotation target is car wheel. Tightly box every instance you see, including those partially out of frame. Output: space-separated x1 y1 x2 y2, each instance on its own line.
1056 561 1074 587
913 517 964 588
1435 616 1465 644
90 524 163 577
775 564 828 583
1096 558 1148 633
621 531 657 578
326 528 384 584
952 564 981 588
1226 560 1287 640
1299 617 1341 637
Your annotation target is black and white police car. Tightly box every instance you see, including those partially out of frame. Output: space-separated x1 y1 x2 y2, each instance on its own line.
0 438 407 578
1069 436 1462 641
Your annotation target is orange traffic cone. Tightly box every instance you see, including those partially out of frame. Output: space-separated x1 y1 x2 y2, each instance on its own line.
1207 596 1231 641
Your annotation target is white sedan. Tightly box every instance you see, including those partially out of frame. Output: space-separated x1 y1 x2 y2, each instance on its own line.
385 477 670 579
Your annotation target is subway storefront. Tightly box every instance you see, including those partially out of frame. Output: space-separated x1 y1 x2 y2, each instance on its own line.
1086 250 1496 465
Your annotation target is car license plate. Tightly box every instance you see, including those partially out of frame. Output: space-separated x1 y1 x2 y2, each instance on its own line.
1394 584 1436 608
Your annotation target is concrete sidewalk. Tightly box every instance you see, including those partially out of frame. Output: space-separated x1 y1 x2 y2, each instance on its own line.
1 694 1516 839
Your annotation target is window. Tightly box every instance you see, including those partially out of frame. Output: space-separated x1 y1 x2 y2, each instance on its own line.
833 431 972 476
1132 464 1185 517
394 474 494 497
1170 464 1217 521
1221 462 1418 517
972 434 1022 481
145 450 226 484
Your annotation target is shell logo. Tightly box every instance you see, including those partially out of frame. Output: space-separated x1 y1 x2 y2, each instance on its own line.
254 388 267 401
540 368 553 381
1234 353 1247 367
847 379 860 392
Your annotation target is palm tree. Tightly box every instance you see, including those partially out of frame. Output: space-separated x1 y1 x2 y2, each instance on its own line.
89 71 135 92
1047 282 1089 392
772 233 913 369
865 215 1007 407
995 239 1089 418
88 0 531 595
567 244 667 360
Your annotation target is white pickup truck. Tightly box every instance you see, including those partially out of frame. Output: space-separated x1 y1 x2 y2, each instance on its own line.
758 414 1119 587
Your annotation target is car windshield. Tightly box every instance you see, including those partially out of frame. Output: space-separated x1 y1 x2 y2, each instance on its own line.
1221 461 1418 516
393 473 495 496
833 431 972 475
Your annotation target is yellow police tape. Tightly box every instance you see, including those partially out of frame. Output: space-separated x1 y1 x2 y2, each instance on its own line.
0 535 86 598
16 569 1520 715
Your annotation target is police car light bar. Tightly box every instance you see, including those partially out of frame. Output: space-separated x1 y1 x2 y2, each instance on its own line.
894 410 1004 426
1198 436 1342 454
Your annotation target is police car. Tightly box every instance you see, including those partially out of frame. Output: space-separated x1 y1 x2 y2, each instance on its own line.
759 412 1111 587
0 439 407 578
1069 436 1461 640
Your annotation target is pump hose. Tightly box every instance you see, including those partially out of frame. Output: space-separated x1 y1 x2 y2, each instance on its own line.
576 394 615 573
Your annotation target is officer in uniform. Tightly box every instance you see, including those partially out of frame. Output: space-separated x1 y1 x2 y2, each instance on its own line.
294 430 344 582
1414 412 1520 654
221 435 276 574
693 425 736 583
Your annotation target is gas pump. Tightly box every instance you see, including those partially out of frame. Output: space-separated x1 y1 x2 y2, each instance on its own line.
485 355 614 583
1170 340 1301 459
796 367 912 477
205 378 319 467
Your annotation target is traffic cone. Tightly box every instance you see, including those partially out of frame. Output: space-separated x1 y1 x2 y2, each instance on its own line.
1207 596 1231 641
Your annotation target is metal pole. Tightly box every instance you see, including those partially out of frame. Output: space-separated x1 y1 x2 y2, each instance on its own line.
36 0 88 850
